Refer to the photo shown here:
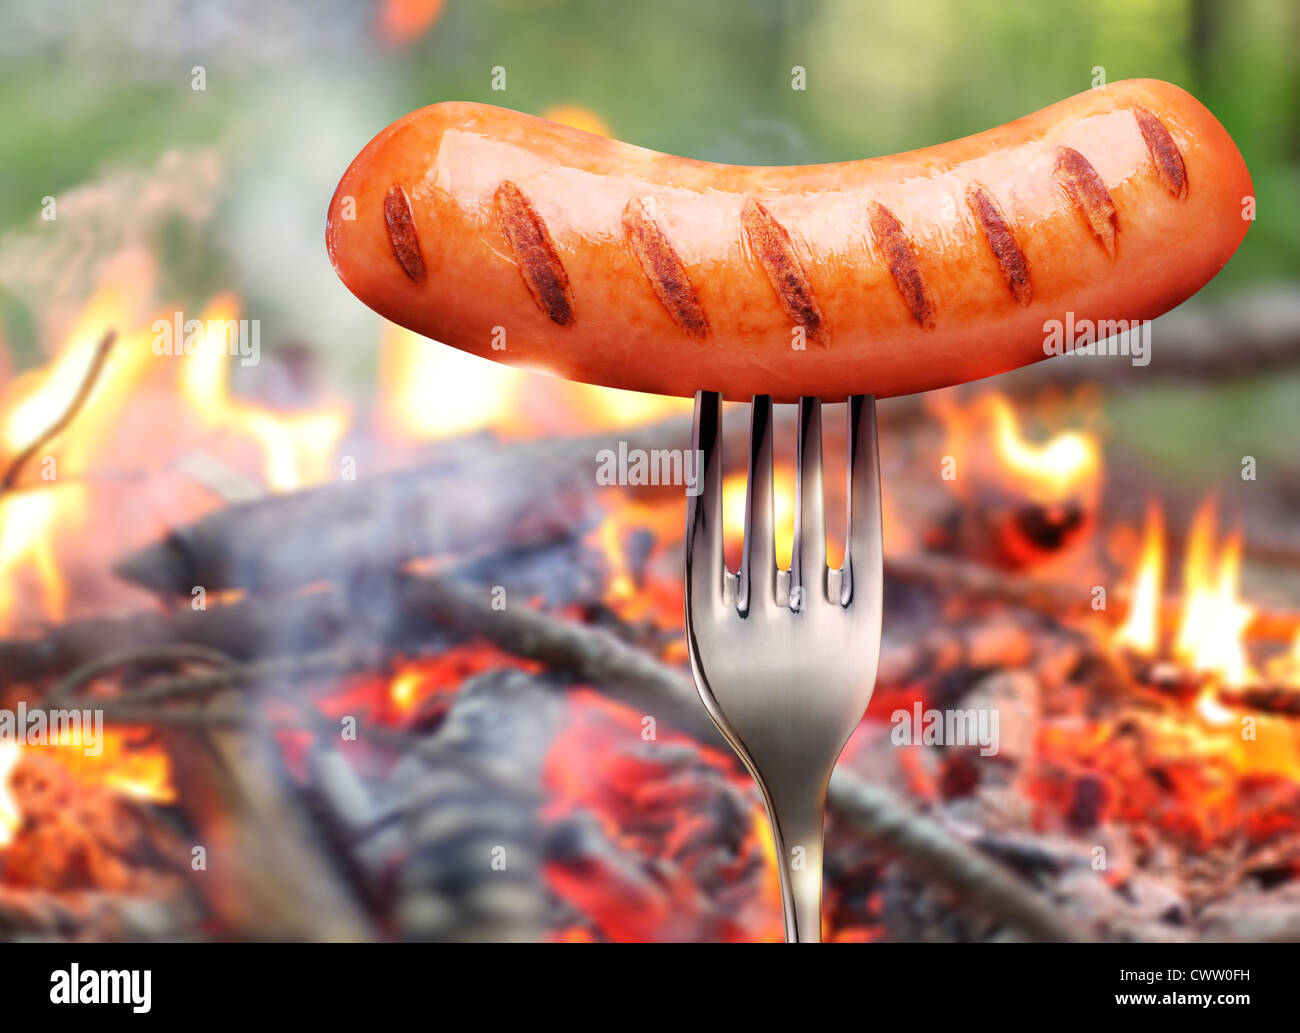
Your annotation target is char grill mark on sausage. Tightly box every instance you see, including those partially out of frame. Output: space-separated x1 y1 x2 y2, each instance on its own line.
741 198 827 346
869 202 936 329
966 186 1032 306
494 180 574 326
1133 105 1189 200
383 185 427 284
622 197 711 341
1053 147 1119 258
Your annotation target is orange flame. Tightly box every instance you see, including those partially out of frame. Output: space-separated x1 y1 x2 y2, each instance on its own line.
541 105 612 138
374 0 444 47
1265 631 1300 689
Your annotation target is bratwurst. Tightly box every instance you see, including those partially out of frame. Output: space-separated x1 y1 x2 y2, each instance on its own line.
326 79 1251 401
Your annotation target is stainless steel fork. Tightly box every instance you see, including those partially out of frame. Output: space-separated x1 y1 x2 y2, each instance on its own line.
684 392 882 943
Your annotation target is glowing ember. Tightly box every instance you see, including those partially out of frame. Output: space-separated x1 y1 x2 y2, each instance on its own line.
1194 686 1236 728
542 690 783 942
381 646 537 719
0 728 172 856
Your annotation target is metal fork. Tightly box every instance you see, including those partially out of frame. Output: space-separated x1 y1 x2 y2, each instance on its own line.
684 392 882 943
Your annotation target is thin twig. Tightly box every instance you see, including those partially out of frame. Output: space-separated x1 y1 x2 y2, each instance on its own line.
0 328 117 494
42 642 237 706
49 648 363 711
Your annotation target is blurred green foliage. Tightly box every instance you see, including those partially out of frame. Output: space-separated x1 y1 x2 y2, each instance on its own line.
0 0 1295 283
0 0 1295 487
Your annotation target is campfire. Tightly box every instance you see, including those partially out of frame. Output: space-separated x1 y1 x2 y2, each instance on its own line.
1 256 1298 943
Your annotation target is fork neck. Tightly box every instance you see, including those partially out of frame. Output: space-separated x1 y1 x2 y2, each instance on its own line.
763 781 827 943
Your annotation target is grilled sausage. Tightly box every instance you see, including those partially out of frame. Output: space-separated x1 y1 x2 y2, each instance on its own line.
326 79 1251 401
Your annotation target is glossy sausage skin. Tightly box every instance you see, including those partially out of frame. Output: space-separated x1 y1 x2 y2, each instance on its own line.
327 80 1251 402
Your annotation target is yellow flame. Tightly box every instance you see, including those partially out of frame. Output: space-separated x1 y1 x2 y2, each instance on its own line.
722 467 797 570
1113 499 1259 689
987 395 1099 500
181 295 348 491
0 491 71 623
550 381 690 431
378 321 524 439
378 321 689 440
1172 502 1218 663
1184 533 1255 688
0 262 154 628
42 728 174 805
2 267 350 630
1194 685 1236 728
375 0 444 46
1114 503 1164 655
0 742 20 848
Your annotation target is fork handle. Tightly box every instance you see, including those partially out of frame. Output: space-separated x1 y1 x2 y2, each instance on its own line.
765 782 828 943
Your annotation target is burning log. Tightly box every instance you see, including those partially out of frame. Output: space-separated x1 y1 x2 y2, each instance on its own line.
159 713 375 941
112 420 703 596
390 668 566 942
0 886 193 940
0 542 604 692
0 596 341 687
1220 686 1300 717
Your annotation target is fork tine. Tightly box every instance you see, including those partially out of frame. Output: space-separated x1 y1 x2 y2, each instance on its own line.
843 394 882 609
686 390 725 607
792 397 826 609
739 395 777 615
